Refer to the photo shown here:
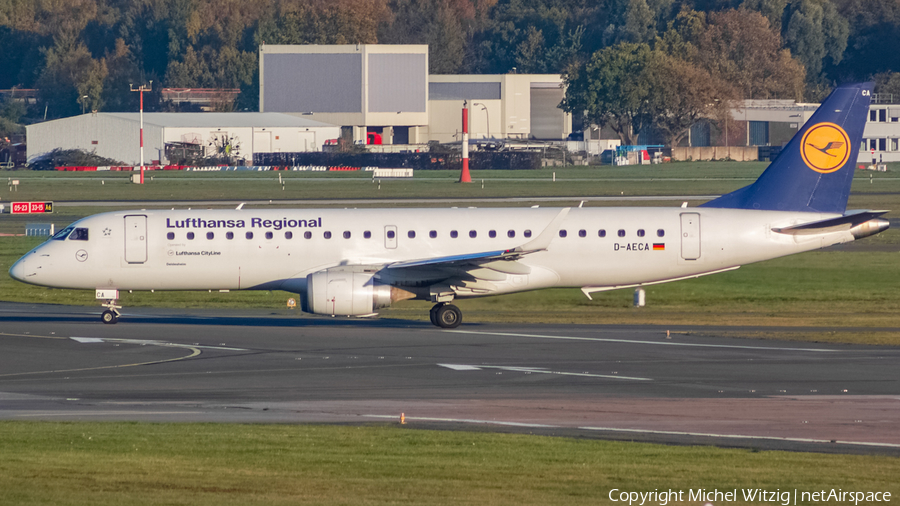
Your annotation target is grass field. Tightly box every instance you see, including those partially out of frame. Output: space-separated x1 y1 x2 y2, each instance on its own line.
1 422 897 506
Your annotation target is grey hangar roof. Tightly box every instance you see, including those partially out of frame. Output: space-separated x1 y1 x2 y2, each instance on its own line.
97 112 336 129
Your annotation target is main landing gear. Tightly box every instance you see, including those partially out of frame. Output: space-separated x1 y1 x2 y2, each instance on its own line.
430 303 462 329
100 299 121 324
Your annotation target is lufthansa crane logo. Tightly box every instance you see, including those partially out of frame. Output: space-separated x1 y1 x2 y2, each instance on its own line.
800 122 850 174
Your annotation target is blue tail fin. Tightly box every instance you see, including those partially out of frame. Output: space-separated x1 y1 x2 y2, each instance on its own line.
701 82 872 213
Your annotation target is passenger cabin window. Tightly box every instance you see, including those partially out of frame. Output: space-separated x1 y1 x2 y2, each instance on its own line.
508 230 515 238
524 230 532 238
207 232 215 240
489 230 496 238
450 230 458 238
599 229 606 237
429 231 437 238
245 231 253 239
343 231 351 239
657 229 665 237
226 231 234 240
265 231 273 239
578 229 586 237
469 230 477 238
637 229 645 237
285 231 293 239
408 230 416 239
167 232 175 240
69 228 89 241
559 230 567 238
304 231 312 239
364 231 372 239
324 231 332 239
387 230 396 239
52 226 75 240
617 229 626 237
186 232 194 240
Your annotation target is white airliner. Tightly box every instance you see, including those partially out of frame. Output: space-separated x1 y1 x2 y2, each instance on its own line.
9 83 889 328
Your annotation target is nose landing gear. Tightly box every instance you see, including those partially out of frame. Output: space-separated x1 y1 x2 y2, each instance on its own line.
100 300 121 324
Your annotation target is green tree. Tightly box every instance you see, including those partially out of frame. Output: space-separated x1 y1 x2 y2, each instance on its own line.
36 42 108 117
740 0 787 31
379 0 477 74
692 9 805 100
831 0 900 81
782 0 848 85
562 42 655 145
101 38 143 112
646 53 733 146
469 0 588 74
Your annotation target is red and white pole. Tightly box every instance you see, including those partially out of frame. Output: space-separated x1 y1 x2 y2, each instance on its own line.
139 90 144 184
459 102 471 183
130 81 152 184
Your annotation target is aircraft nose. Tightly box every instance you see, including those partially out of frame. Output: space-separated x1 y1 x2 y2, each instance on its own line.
9 256 27 282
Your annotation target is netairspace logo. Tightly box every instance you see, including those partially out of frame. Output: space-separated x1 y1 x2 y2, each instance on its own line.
608 488 892 505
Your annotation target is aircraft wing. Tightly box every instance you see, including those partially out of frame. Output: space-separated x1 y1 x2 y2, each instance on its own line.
386 207 570 269
378 208 571 295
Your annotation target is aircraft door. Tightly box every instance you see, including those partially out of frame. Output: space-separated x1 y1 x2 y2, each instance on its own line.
124 215 148 263
680 213 701 260
385 225 397 249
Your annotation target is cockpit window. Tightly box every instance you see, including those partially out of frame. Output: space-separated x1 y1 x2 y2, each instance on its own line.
51 226 75 240
68 228 89 241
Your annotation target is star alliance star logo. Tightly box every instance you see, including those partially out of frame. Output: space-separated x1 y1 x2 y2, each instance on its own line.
103 228 111 236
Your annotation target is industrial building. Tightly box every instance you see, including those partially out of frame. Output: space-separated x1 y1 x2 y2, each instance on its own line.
260 44 429 145
26 112 340 166
428 74 571 143
259 44 571 145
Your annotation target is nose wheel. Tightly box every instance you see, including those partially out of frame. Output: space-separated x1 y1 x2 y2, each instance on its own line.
430 303 462 329
100 300 121 324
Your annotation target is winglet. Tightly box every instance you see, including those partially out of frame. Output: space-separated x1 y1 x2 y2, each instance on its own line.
502 207 570 257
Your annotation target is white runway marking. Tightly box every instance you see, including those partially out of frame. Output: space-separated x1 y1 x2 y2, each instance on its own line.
363 414 900 449
437 363 651 381
447 330 840 352
70 337 247 351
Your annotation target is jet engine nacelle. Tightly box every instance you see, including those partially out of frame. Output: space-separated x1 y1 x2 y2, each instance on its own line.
305 268 413 316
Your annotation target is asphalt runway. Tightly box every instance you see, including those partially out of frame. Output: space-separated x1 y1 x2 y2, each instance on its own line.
1 302 899 455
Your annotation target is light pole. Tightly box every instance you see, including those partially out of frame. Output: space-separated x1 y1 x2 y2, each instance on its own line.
130 81 152 184
80 95 88 115
472 102 490 139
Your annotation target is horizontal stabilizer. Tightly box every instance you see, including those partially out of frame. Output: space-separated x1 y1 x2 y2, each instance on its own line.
772 210 889 235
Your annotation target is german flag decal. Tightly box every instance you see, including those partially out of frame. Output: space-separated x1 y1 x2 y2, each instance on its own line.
653 243 665 251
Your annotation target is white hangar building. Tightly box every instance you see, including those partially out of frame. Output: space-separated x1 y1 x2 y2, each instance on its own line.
259 44 571 145
26 112 341 166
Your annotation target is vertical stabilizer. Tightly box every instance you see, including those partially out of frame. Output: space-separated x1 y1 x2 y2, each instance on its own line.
701 82 872 213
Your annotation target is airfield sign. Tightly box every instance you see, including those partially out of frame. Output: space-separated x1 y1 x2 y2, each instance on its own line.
11 202 53 214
